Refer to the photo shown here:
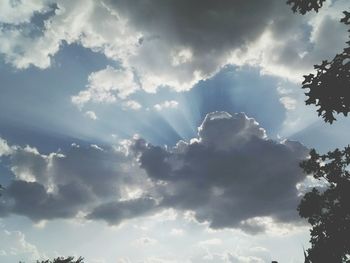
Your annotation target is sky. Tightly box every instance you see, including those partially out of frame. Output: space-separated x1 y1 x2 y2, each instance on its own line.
0 0 349 262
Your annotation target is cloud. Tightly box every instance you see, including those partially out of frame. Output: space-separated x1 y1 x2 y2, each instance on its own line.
0 0 48 25
230 3 348 79
7 180 93 221
104 0 310 88
72 66 139 108
131 112 309 231
87 197 159 225
279 97 297 110
0 112 308 232
0 140 150 222
84 110 98 120
154 100 179 111
0 138 12 156
1 0 347 99
0 1 140 69
197 112 267 151
0 228 41 262
122 100 142 111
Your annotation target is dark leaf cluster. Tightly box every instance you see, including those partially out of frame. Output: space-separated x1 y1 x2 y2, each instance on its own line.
298 147 350 262
286 0 326 14
35 257 84 263
301 11 350 123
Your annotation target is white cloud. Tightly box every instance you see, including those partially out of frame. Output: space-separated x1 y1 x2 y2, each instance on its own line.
0 0 48 25
122 100 142 111
0 138 12 156
154 100 179 111
228 3 348 82
85 110 98 120
0 23 60 69
279 96 297 110
171 48 193 66
197 112 267 151
72 66 139 108
0 0 140 69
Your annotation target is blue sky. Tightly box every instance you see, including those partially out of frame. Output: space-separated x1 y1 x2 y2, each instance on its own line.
0 0 349 262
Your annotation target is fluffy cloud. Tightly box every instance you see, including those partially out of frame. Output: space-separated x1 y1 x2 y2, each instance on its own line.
84 110 98 120
0 138 12 156
0 112 309 232
72 66 139 108
0 1 140 69
122 100 142 111
0 0 347 100
154 100 179 111
131 112 309 231
0 0 49 25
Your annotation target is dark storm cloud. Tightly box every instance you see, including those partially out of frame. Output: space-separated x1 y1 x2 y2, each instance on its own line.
131 112 309 230
105 0 319 75
0 140 149 222
87 197 158 225
9 143 145 198
49 144 136 198
108 0 294 52
0 112 309 231
6 180 93 221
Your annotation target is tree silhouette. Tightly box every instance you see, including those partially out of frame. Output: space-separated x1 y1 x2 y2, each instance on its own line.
287 1 350 262
287 0 326 14
298 147 350 262
288 0 350 123
35 256 84 263
302 11 350 123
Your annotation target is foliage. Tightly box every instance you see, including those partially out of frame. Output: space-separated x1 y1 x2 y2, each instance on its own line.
288 0 350 261
302 11 350 123
35 257 84 263
288 0 350 123
298 147 350 262
287 0 326 14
